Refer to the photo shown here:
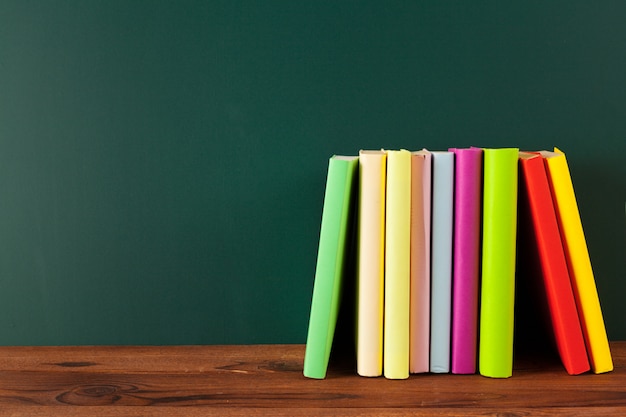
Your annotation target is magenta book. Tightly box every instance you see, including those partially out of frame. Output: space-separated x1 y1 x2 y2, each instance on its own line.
449 147 483 374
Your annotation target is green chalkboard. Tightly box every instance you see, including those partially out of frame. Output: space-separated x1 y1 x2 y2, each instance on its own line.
0 1 624 345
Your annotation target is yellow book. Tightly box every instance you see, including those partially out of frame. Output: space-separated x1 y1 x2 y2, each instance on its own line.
542 148 613 374
356 150 387 377
384 150 411 379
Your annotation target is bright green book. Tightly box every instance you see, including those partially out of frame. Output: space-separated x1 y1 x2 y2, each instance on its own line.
303 155 359 379
478 148 519 378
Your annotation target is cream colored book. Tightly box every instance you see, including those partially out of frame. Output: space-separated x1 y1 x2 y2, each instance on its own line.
542 147 613 374
356 150 387 377
384 149 411 379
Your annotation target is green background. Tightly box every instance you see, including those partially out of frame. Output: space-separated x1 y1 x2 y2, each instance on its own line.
0 1 624 345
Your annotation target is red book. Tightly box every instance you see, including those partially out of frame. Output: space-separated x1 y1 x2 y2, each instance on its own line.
518 152 590 375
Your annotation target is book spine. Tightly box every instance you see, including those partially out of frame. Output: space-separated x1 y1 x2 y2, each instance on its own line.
409 151 431 374
357 151 387 377
478 148 518 378
450 147 483 374
304 156 359 379
430 151 455 373
384 150 411 379
544 148 613 374
519 154 589 375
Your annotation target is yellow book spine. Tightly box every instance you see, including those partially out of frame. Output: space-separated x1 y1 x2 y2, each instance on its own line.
544 147 613 374
357 150 387 377
384 150 411 379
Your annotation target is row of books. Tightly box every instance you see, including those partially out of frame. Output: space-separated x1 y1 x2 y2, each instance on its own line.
303 147 613 379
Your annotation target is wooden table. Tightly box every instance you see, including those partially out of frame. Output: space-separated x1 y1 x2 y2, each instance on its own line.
0 342 624 416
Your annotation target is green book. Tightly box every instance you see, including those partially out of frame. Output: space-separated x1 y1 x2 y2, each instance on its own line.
478 148 519 378
303 155 359 379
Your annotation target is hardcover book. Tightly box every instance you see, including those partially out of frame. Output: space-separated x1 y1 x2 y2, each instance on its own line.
356 150 387 377
478 148 518 378
429 151 455 373
517 152 590 375
449 147 483 375
541 148 613 374
409 150 432 374
384 150 411 379
304 155 359 379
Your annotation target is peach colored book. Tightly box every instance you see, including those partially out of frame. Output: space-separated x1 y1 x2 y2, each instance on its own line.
409 150 431 374
356 150 387 377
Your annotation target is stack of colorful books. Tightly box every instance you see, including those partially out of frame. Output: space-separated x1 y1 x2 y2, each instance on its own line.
303 147 612 380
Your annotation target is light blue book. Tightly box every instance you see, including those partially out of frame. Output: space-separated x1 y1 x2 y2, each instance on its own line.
429 151 455 373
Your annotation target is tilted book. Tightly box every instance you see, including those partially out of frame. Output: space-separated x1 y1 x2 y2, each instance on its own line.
449 147 483 375
517 152 590 375
410 150 432 374
429 151 455 374
384 150 411 379
356 150 387 377
304 155 359 379
478 148 518 378
541 148 613 374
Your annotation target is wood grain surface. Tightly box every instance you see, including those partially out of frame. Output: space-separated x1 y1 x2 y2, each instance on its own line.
0 342 624 416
